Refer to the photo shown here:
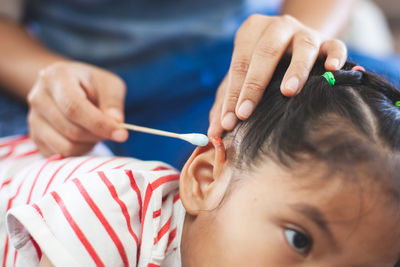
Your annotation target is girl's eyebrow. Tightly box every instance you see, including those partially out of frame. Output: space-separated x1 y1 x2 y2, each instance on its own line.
290 203 336 243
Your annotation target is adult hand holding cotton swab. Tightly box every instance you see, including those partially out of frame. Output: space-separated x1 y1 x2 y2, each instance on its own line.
120 123 209 146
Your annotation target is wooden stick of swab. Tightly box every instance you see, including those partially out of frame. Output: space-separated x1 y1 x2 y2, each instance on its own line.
120 123 209 146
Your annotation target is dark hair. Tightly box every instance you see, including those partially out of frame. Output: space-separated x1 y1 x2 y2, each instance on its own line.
223 58 400 266
226 57 400 178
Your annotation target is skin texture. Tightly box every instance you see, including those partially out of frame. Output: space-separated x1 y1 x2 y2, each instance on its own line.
179 140 400 267
27 62 128 156
207 14 349 137
0 1 354 156
207 0 357 137
0 19 129 157
38 137 400 266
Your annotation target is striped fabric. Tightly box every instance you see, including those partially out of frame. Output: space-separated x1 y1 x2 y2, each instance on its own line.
0 136 184 267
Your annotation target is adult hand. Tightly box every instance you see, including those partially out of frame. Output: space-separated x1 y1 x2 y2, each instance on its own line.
208 14 347 137
28 61 128 157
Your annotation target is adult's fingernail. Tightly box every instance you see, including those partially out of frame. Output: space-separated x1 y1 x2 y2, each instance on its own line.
329 58 339 69
107 108 123 122
112 129 128 142
285 77 299 95
221 112 237 130
237 100 254 119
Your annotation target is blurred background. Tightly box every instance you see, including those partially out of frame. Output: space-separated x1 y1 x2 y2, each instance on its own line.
0 0 399 167
377 0 400 53
341 0 400 56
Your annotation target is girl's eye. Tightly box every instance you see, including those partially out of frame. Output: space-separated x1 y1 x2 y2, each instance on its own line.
284 228 312 255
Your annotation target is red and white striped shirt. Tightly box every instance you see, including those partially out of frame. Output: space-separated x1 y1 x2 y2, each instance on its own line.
0 136 185 267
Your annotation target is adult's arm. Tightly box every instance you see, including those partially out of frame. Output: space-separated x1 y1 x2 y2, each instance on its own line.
0 18 63 99
208 0 357 137
0 17 128 156
282 0 355 38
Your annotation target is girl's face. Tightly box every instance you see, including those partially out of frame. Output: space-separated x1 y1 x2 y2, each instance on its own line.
181 161 400 267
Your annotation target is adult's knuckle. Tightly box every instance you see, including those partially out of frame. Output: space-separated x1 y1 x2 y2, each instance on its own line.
247 14 264 24
281 14 297 25
93 120 107 133
61 100 81 119
42 62 62 77
243 78 265 94
236 14 267 41
27 89 39 106
256 42 280 58
298 33 320 51
38 63 63 82
27 92 34 105
238 14 265 34
37 68 50 80
65 126 85 142
230 59 250 75
38 62 71 91
49 61 68 72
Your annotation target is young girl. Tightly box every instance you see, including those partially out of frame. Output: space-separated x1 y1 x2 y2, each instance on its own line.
2 58 400 266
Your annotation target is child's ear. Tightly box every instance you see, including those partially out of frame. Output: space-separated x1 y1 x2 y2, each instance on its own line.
180 137 230 215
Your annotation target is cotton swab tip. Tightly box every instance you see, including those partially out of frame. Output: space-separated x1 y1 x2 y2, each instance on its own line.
179 133 209 146
120 123 210 146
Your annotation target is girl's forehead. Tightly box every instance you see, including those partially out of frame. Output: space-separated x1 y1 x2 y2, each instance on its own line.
249 160 397 217
246 161 400 260
249 159 391 201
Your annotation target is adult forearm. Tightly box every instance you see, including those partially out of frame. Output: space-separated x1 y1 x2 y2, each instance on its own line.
0 18 65 100
281 0 358 37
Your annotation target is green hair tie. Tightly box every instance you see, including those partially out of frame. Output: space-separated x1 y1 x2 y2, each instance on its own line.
322 72 335 86
395 101 400 107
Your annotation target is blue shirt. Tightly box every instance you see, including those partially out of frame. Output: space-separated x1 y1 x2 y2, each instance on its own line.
23 0 282 167
25 0 281 67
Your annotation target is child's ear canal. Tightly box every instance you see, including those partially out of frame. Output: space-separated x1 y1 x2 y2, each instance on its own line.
180 137 229 215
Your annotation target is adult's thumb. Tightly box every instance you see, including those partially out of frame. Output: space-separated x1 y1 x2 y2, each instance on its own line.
97 73 127 123
105 107 124 123
95 73 128 142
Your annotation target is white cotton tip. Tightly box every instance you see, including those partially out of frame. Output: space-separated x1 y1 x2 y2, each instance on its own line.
179 133 209 146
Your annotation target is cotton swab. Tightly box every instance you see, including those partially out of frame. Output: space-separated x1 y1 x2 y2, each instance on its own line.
120 123 209 147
